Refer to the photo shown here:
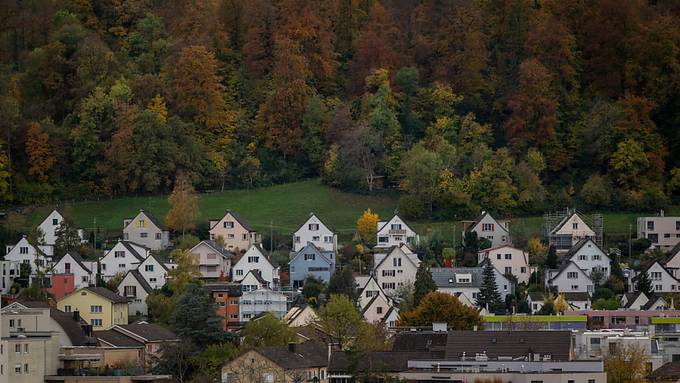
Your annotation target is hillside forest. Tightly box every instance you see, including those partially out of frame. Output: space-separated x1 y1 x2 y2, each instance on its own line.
1 0 680 219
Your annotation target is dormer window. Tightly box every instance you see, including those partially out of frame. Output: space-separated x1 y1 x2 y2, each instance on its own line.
456 274 472 283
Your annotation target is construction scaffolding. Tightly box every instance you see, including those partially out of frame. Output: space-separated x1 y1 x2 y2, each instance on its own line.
543 207 603 250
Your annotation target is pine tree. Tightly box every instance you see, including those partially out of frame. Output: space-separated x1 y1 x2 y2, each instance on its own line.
327 267 357 302
476 260 504 313
546 245 558 269
414 263 437 303
54 220 82 257
636 269 653 296
171 283 226 345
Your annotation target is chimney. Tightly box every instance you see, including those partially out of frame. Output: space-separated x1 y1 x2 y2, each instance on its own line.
73 310 80 322
288 343 296 353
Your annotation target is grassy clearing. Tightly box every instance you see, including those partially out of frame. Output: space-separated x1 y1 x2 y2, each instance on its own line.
17 179 678 246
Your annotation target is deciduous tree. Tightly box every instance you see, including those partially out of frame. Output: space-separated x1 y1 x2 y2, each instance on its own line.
165 175 199 236
400 291 482 329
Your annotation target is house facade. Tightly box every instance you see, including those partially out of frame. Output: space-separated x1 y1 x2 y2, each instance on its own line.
99 241 145 281
477 245 531 284
361 293 397 327
638 261 680 294
0 260 20 294
57 287 130 329
37 209 65 246
4 236 53 278
565 238 611 283
546 261 594 294
206 283 242 330
464 211 511 248
232 245 278 287
357 275 390 310
123 210 170 250
548 211 597 253
373 246 420 294
188 240 234 279
431 266 514 306
50 253 94 289
375 215 419 249
137 254 169 289
209 210 261 252
117 270 153 316
637 212 680 250
239 289 287 323
288 242 336 289
293 213 337 252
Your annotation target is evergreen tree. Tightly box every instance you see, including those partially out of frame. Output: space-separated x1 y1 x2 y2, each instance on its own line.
636 269 653 296
413 263 437 303
476 261 504 313
171 283 226 345
54 220 81 258
546 244 558 269
610 253 624 279
327 267 357 302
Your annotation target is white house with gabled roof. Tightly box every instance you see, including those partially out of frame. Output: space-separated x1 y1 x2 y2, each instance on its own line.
549 211 596 253
4 236 53 277
100 241 146 281
293 213 337 252
138 254 169 289
188 240 234 279
38 209 65 246
373 245 420 294
232 245 279 287
546 261 594 294
361 293 398 327
357 275 391 309
118 270 153 316
635 261 680 294
464 211 510 248
375 215 419 249
123 209 170 250
51 252 95 288
564 238 611 283
208 210 261 252
477 245 532 284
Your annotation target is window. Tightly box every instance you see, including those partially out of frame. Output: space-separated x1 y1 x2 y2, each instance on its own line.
656 284 663 291
393 258 402 267
676 221 680 231
64 305 71 312
391 223 402 230
124 286 137 297
521 267 527 273
312 236 320 241
567 272 578 279
497 254 502 260
377 307 383 314
592 254 601 261
247 256 259 263
138 219 146 228
482 223 494 232
573 222 578 230
150 278 157 283
230 314 238 319
304 253 316 261
589 380 596 383
242 234 247 240
91 305 103 313
505 267 512 275
145 264 154 272
382 282 396 289
91 319 103 327
9 319 14 328
15 344 20 353
20 247 28 254
236 270 243 276
15 364 21 373
324 236 333 243
224 221 234 229
648 233 659 243
294 236 300 243
102 264 106 270
118 263 125 269
155 233 162 240
52 218 59 225
648 221 655 231
309 223 319 231
578 255 587 261
651 272 662 280
23 344 28 353
382 270 396 277
140 232 148 238
378 236 388 243
504 253 511 260
456 274 472 283
571 285 579 290
227 234 234 239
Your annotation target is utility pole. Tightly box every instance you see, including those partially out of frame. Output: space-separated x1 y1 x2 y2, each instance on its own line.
628 223 632 258
270 220 273 255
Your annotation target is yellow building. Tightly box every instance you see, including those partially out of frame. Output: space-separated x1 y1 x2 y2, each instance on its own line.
57 287 130 329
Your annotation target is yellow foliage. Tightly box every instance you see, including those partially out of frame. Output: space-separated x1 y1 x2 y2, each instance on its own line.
356 209 379 243
554 294 569 313
146 94 168 123
527 238 547 257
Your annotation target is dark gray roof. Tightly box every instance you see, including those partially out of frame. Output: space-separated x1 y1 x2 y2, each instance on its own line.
205 282 242 296
392 332 448 353
549 261 590 283
293 212 336 234
85 287 130 303
117 323 178 342
431 267 484 288
642 294 667 310
329 351 436 373
125 270 153 294
527 292 545 301
50 309 95 346
290 241 334 265
211 210 255 232
666 242 680 265
562 292 591 302
255 342 328 369
145 253 169 271
443 331 572 361
623 292 643 308
651 361 680 380
96 330 144 347
16 300 51 308
196 241 235 258
376 215 415 235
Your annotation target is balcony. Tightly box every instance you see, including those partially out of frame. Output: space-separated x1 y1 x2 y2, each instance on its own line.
388 229 407 235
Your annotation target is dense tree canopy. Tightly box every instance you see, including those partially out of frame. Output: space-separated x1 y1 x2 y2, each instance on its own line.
1 0 679 215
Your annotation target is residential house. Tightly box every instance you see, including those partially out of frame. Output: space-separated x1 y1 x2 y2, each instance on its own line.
222 342 329 383
206 283 242 330
99 241 147 281
57 287 130 329
188 240 234 279
565 238 611 284
635 261 680 294
527 292 546 313
232 245 279 287
95 323 178 368
4 236 53 277
373 245 420 294
477 245 531 284
137 254 169 289
375 215 419 249
546 261 595 294
117 270 153 317
293 213 337 252
463 211 511 248
1 330 60 383
239 270 269 292
283 305 318 327
357 275 390 310
621 292 668 310
122 209 170 250
50 253 95 289
361 294 398 327
107 323 178 359
548 210 597 253
1 260 20 294
289 242 336 289
239 288 288 323
573 330 662 370
209 210 261 252
36 209 85 247
651 361 680 383
431 265 514 307
664 243 680 278
528 292 591 311
637 211 680 250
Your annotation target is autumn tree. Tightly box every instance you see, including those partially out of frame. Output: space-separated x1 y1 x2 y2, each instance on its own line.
400 291 482 329
165 175 199 236
604 344 651 383
356 208 379 245
241 313 296 348
26 122 55 183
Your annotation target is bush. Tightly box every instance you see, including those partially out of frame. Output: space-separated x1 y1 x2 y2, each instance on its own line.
592 287 614 301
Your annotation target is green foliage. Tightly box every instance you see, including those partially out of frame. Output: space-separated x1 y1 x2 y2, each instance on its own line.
593 297 620 310
476 261 505 314
241 313 296 348
54 220 82 258
636 270 653 296
302 276 326 305
318 294 365 350
171 283 226 345
327 267 357 303
413 263 437 303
